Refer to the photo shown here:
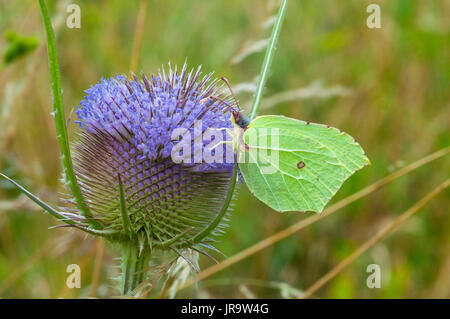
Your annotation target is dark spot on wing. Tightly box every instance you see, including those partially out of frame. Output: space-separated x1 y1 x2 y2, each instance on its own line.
297 161 306 169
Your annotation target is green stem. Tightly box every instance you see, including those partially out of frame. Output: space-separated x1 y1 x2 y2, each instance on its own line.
249 0 289 119
121 243 151 295
38 0 102 229
118 174 132 237
191 166 238 244
0 173 76 225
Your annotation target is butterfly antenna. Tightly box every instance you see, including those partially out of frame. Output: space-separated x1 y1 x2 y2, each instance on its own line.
220 77 240 111
210 95 234 113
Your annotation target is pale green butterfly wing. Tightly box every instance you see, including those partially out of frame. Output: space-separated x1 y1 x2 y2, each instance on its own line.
237 115 369 213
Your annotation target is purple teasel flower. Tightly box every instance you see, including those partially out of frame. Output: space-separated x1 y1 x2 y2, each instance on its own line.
65 63 237 254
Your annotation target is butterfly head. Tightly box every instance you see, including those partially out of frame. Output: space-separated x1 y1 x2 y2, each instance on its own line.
232 110 251 129
219 77 251 129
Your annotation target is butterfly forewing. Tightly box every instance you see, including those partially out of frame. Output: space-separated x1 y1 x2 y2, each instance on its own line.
237 115 369 213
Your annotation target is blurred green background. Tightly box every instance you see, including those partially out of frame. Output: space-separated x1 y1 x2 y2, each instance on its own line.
0 0 449 298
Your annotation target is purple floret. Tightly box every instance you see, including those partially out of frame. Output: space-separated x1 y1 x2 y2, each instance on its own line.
75 64 235 171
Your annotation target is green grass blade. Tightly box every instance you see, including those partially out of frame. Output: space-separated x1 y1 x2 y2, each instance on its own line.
249 0 289 119
0 173 76 225
38 0 102 229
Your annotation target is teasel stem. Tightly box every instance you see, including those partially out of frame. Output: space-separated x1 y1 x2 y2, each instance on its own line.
121 242 151 295
38 0 102 229
118 175 149 295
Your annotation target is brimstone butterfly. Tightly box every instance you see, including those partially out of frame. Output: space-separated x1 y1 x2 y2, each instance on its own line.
220 78 370 214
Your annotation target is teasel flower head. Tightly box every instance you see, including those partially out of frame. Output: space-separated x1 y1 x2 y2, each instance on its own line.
65 63 237 258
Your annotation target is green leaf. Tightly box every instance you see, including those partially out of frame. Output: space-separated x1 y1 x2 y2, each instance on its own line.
238 115 370 213
0 173 120 237
0 173 74 225
3 30 39 65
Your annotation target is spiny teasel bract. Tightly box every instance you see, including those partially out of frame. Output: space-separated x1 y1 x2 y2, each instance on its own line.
61 63 237 258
